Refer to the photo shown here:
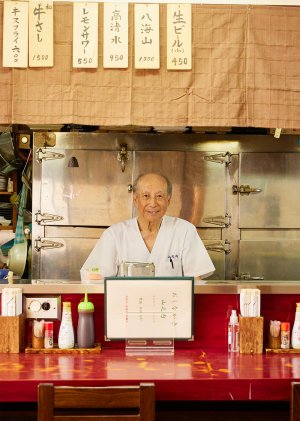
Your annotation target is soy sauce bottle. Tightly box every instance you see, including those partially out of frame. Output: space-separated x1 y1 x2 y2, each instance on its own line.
77 293 95 349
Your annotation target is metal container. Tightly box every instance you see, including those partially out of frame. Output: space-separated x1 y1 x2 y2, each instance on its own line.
119 262 155 277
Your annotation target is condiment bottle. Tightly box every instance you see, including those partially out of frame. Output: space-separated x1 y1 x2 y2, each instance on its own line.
280 322 290 349
44 321 54 349
292 303 300 349
58 302 75 349
7 178 13 193
7 271 13 285
77 293 95 349
228 309 239 353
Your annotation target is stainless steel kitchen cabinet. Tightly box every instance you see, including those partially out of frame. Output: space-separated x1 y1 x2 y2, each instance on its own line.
32 132 227 281
32 131 300 282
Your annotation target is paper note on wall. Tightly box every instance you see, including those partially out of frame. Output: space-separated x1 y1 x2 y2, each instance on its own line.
3 1 28 68
73 2 98 68
167 3 192 70
103 3 128 69
134 4 160 69
29 1 53 67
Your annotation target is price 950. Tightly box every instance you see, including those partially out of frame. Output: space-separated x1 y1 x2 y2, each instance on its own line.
110 54 124 62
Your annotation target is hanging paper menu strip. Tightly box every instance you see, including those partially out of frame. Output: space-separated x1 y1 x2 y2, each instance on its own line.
29 1 53 67
73 2 98 69
167 4 192 70
3 1 28 68
103 3 128 69
134 4 160 70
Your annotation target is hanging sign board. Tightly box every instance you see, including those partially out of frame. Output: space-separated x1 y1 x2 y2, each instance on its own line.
3 1 28 68
29 1 53 67
73 2 98 68
104 277 194 340
167 3 191 70
134 4 160 69
103 3 128 69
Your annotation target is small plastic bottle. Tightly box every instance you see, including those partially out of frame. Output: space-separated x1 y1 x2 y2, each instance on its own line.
228 309 239 352
281 322 290 349
44 321 54 349
58 302 75 349
292 303 300 349
7 271 13 284
77 293 95 349
7 178 13 193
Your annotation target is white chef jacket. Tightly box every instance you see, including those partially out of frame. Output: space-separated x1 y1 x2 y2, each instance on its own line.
80 215 215 280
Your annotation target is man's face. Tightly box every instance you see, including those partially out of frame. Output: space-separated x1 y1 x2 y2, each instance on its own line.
134 174 171 224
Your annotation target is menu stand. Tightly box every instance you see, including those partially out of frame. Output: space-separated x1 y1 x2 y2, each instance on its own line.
125 338 174 356
104 277 194 353
124 309 175 356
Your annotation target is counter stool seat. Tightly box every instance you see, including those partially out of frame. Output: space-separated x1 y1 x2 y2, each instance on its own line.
291 382 300 421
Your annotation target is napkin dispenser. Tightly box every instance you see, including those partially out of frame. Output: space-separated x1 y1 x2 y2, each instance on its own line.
119 262 155 277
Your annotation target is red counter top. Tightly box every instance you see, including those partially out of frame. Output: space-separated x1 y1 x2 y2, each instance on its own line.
0 348 299 403
1 291 300 406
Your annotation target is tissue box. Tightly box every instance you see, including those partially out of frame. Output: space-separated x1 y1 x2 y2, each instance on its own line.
0 313 25 353
239 316 264 354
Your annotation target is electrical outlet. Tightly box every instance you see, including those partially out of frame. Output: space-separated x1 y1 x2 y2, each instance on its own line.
25 296 61 319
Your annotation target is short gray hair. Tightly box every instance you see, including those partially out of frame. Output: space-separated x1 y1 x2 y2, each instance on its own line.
133 173 172 197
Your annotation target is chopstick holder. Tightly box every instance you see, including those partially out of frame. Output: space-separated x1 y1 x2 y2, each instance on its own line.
269 320 281 349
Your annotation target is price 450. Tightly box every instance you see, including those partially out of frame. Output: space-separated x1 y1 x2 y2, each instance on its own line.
172 57 188 66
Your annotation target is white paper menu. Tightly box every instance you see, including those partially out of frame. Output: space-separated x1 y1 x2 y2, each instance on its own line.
105 277 194 339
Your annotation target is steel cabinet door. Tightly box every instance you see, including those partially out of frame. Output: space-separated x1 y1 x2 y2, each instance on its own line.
239 240 300 281
38 237 97 280
239 153 300 228
134 151 226 228
203 240 226 280
34 227 105 280
39 149 133 226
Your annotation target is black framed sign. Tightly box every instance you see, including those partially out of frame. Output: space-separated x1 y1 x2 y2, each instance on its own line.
104 277 194 340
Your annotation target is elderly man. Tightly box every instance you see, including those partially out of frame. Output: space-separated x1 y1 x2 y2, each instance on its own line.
80 172 215 281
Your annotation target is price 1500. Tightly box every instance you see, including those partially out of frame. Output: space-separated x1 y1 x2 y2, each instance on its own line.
32 55 49 61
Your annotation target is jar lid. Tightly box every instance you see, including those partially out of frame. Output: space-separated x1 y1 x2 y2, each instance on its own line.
78 293 94 311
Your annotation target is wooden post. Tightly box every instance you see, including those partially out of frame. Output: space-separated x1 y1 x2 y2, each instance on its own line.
0 313 25 353
239 316 264 354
